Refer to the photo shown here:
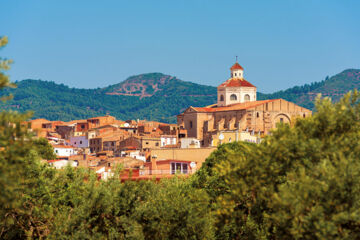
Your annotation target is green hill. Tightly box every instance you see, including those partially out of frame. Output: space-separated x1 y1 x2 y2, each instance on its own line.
0 69 359 123
102 72 216 98
0 73 217 123
258 69 360 109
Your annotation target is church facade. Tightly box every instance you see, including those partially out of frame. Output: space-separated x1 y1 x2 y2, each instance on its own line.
177 61 312 147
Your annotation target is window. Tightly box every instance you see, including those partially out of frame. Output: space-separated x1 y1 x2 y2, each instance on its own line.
230 94 237 101
81 125 85 129
257 112 259 118
171 163 175 174
303 114 306 118
182 163 188 174
80 141 82 144
235 73 237 76
280 118 284 123
171 162 189 174
176 163 181 172
146 142 149 145
244 94 250 102
189 121 193 129
229 137 232 142
220 95 224 101
155 142 159 146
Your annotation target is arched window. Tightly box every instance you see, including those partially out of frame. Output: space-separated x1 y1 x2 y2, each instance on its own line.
230 94 237 101
244 94 250 102
220 95 224 101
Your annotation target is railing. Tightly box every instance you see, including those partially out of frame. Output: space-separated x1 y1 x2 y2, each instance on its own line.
139 169 193 175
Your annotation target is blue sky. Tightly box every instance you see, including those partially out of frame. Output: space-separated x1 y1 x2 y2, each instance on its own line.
1 0 360 93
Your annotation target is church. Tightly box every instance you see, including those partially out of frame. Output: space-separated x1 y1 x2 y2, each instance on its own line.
177 61 312 147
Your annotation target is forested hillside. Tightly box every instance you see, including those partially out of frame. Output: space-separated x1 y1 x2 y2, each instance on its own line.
0 69 359 122
102 72 216 98
260 69 360 109
0 73 217 123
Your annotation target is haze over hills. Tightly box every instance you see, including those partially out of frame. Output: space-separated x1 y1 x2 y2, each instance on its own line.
0 69 359 123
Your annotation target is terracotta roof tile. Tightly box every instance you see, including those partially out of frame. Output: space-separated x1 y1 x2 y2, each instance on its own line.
218 78 256 88
192 99 279 113
102 136 120 142
52 144 74 149
230 62 244 70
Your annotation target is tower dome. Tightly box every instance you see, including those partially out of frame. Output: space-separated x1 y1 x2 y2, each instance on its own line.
230 62 244 78
217 61 257 107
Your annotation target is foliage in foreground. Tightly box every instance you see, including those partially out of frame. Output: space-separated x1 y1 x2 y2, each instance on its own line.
193 91 360 239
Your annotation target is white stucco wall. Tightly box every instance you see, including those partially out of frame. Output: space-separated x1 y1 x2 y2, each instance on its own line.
180 138 201 148
49 160 78 169
129 151 146 161
160 136 177 147
218 86 257 106
54 147 75 157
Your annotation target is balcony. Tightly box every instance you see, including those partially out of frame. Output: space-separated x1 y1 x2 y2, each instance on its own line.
139 169 194 176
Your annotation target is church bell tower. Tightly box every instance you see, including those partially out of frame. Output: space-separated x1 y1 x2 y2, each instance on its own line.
217 60 257 107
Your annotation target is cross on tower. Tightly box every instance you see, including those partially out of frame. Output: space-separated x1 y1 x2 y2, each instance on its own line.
236 55 238 62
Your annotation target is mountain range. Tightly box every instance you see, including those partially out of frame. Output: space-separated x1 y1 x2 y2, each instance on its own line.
0 69 359 123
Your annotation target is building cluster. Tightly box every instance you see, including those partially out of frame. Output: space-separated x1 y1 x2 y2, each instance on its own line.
28 115 214 180
28 61 312 180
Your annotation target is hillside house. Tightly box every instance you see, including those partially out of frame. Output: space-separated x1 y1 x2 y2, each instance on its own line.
87 116 116 129
70 136 89 148
160 135 177 147
53 145 75 157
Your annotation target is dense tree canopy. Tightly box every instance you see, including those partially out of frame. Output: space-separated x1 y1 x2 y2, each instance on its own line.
192 91 360 239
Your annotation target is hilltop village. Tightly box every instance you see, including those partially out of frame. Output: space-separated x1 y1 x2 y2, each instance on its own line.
28 62 311 180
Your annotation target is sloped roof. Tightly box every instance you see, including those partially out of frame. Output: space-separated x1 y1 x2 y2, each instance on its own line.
230 62 244 70
218 78 256 88
52 144 74 149
88 116 115 120
191 99 279 113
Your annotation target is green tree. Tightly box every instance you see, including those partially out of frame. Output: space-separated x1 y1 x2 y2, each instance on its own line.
33 137 56 160
208 91 360 239
135 177 214 239
0 35 42 238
